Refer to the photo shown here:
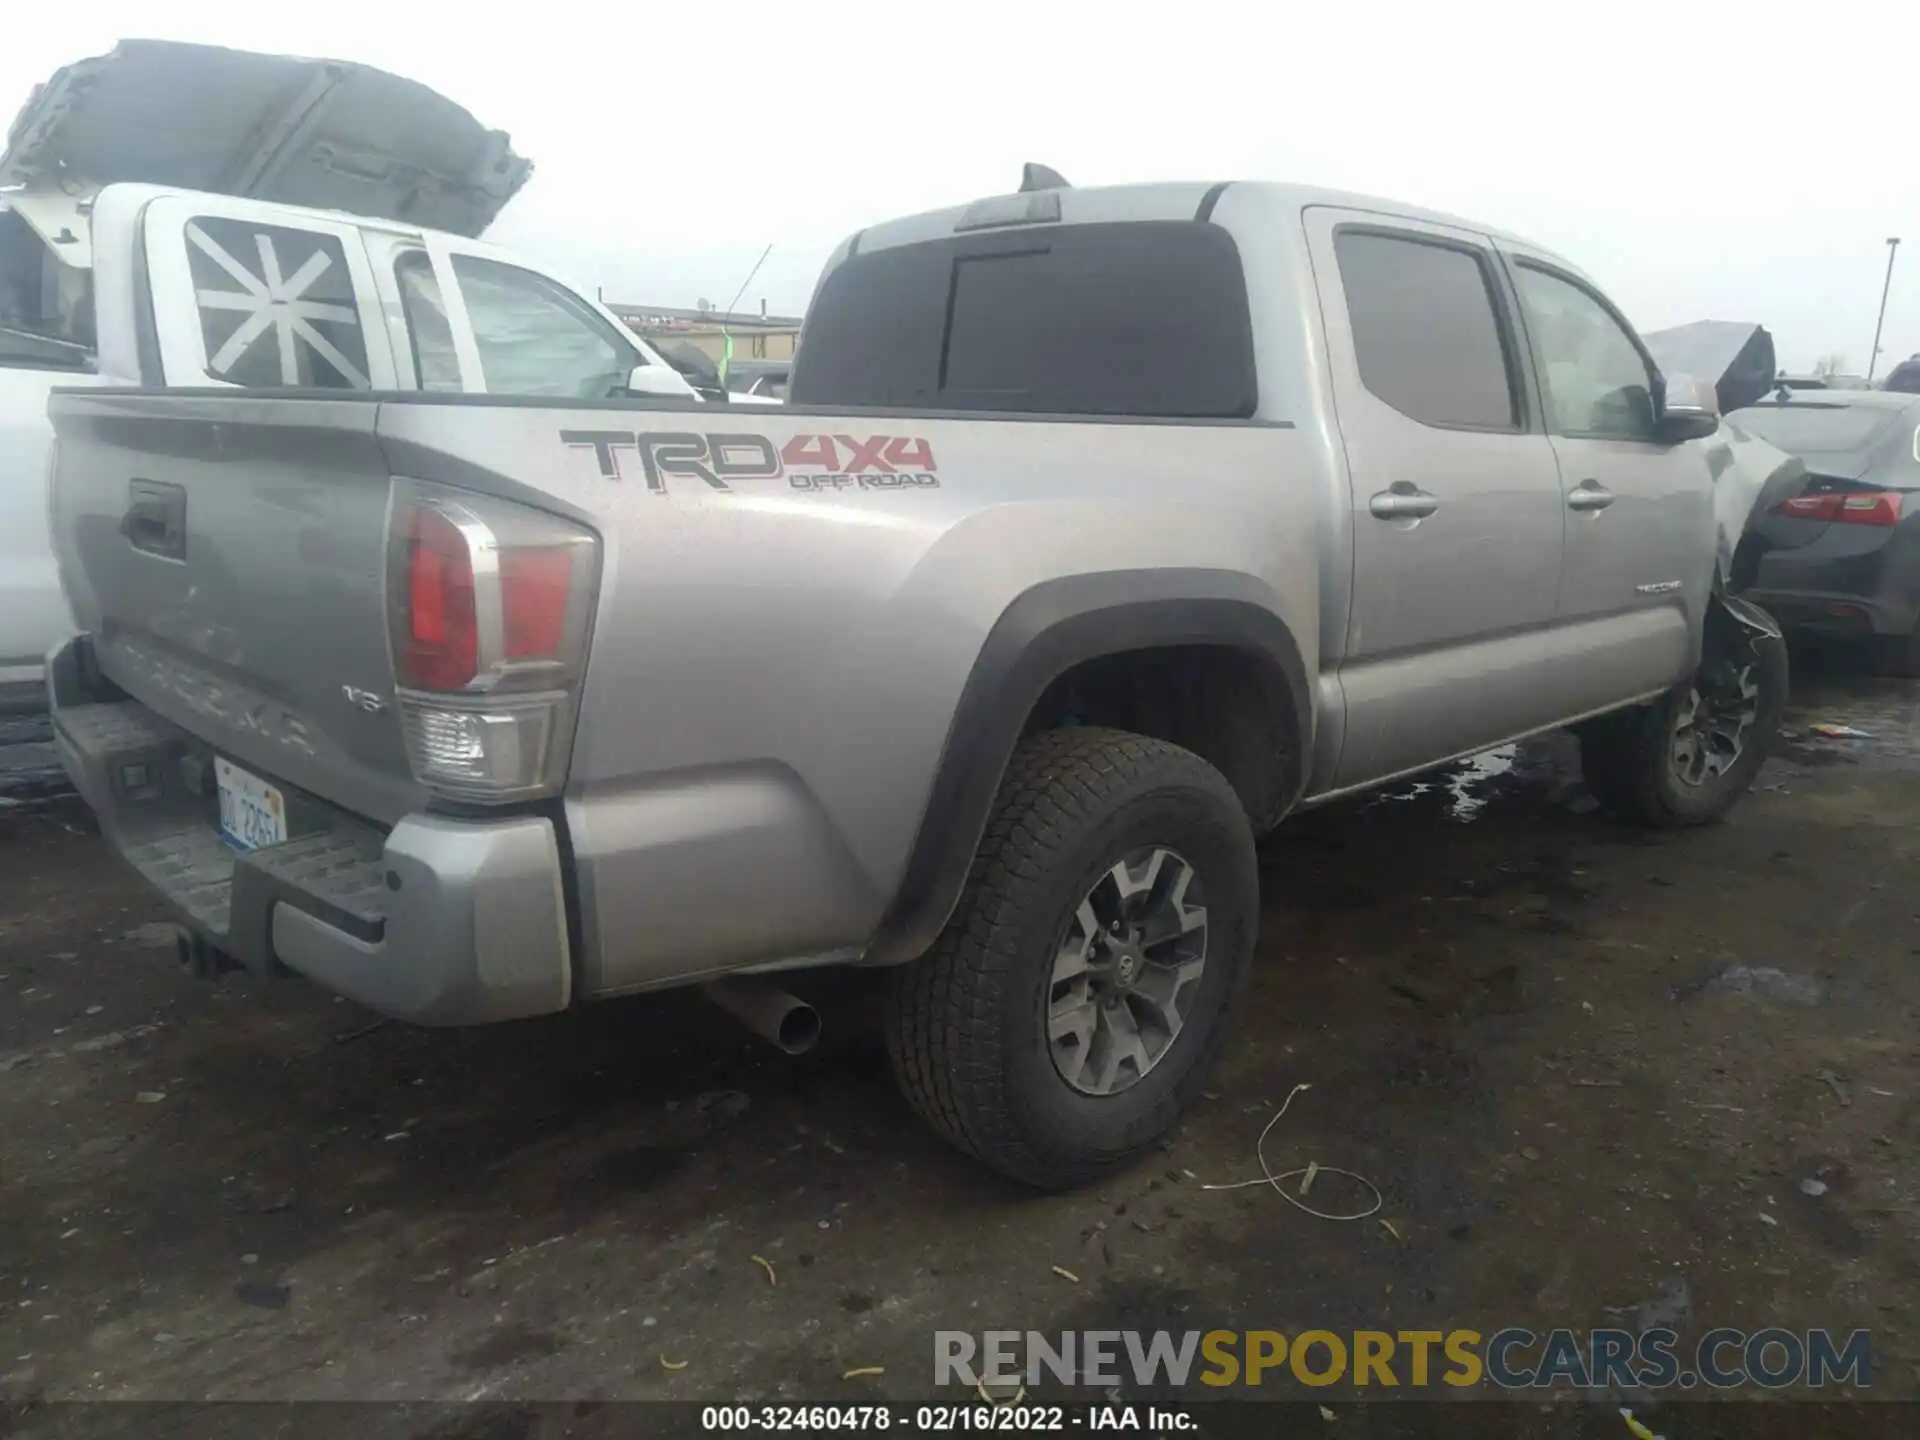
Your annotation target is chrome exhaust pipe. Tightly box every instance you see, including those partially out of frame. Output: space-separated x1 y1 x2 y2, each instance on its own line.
702 977 822 1056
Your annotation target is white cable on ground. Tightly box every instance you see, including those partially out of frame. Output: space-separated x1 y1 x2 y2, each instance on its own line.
1201 1082 1384 1222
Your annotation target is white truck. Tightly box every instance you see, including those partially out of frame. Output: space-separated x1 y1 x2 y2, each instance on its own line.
1 40 711 711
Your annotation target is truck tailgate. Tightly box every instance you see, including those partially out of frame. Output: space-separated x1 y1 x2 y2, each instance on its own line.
50 390 422 823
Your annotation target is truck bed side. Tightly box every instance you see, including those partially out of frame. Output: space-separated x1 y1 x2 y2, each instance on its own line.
49 389 1327 999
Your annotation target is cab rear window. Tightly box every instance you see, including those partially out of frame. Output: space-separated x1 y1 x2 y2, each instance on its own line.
185 216 369 388
789 221 1257 419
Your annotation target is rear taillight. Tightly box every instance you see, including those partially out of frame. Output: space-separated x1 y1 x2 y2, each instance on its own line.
402 506 479 690
389 483 599 803
501 546 576 660
1775 490 1903 527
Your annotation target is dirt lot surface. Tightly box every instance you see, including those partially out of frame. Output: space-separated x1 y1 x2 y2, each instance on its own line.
3 660 1918 1432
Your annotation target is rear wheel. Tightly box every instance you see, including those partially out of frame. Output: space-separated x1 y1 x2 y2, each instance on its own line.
884 727 1257 1190
1580 605 1788 826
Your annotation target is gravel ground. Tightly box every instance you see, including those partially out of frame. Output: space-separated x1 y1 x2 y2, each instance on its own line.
2 655 1918 1433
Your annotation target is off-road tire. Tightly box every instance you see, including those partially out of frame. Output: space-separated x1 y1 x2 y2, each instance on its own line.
1579 610 1788 827
884 727 1257 1190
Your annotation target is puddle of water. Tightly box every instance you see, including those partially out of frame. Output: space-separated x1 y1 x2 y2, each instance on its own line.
1367 744 1512 821
1364 738 1579 824
1368 747 1516 822
1672 964 1827 1007
1436 746 1520 821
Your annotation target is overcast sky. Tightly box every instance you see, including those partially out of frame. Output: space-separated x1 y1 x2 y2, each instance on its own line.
4 1 1915 372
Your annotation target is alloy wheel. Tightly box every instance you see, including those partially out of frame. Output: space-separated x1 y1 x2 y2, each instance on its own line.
1669 656 1761 787
1047 847 1209 1097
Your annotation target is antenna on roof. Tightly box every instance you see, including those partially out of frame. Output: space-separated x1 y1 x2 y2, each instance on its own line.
715 242 773 395
1019 163 1070 193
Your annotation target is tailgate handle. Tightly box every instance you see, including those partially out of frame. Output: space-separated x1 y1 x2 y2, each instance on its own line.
121 479 187 561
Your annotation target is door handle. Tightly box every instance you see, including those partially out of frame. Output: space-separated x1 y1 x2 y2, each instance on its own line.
1369 485 1440 520
121 478 187 560
1567 482 1616 513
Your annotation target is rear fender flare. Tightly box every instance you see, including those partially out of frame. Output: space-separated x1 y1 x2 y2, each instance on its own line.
863 569 1309 967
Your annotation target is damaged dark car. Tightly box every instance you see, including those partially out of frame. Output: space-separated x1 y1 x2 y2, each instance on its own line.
1733 387 1920 672
1648 321 1920 674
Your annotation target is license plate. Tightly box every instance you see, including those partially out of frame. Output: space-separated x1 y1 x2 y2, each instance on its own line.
215 756 287 851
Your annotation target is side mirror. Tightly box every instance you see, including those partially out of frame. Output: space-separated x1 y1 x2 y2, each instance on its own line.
1656 373 1721 443
625 363 690 399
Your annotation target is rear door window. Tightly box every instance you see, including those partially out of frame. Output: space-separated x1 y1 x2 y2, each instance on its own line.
392 251 463 392
1334 230 1519 431
790 221 1257 417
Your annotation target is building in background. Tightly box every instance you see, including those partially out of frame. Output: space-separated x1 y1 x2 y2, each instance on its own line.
607 301 802 364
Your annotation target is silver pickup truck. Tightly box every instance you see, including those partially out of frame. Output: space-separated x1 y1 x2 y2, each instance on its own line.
46 169 1806 1188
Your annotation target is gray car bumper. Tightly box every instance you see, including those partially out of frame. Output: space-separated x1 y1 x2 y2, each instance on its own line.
0 662 47 716
1746 521 1920 642
1741 585 1908 640
48 640 571 1025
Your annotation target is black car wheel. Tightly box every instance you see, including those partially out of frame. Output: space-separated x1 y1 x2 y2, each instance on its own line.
1581 604 1788 827
885 727 1257 1190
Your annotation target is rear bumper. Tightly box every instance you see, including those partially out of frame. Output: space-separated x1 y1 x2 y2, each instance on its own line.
0 666 46 716
49 640 571 1025
1742 587 1894 640
1748 531 1920 640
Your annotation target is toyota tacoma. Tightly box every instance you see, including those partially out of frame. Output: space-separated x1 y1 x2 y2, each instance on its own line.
45 168 1806 1188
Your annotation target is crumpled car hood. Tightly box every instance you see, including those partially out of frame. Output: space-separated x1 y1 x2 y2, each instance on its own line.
1643 320 1809 588
1642 320 1778 415
0 39 531 244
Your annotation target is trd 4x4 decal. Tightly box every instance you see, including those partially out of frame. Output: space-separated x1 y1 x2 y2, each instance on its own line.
560 430 939 493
